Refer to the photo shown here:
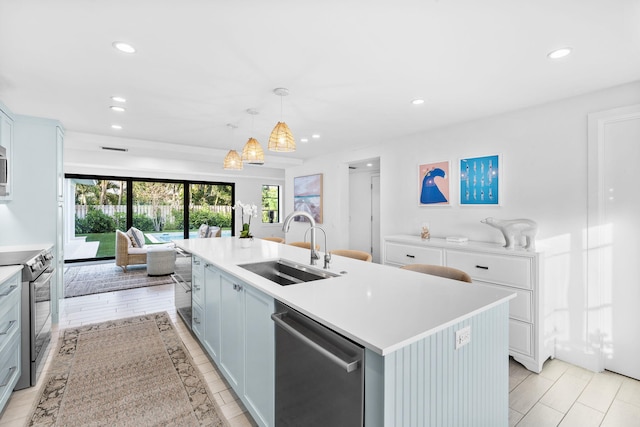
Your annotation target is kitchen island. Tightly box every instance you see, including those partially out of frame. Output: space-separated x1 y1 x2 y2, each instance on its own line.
175 237 515 427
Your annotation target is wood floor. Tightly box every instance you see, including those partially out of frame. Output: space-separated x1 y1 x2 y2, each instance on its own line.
0 281 639 426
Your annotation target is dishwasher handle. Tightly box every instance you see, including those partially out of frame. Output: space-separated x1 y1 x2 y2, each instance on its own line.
271 312 361 373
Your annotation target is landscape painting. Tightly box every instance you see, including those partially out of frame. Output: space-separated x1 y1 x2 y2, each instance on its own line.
294 174 323 223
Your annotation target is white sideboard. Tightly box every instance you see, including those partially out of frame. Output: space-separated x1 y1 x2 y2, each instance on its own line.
384 235 553 373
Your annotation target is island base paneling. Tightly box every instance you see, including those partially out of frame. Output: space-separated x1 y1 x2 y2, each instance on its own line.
365 303 510 426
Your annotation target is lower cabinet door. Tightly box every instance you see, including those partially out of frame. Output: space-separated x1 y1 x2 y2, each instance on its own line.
220 274 244 391
243 285 274 427
203 265 221 362
509 318 533 356
192 302 204 339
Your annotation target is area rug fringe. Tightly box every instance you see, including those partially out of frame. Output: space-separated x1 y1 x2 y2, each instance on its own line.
27 312 228 427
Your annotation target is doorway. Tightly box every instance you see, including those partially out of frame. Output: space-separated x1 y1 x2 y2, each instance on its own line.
588 104 640 380
348 158 381 263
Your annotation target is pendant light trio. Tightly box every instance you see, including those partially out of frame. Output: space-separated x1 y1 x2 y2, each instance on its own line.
223 87 296 170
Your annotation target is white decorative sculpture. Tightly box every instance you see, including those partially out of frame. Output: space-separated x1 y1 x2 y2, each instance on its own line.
481 217 538 250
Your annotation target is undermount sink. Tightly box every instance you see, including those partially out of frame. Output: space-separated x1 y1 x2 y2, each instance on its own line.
238 258 339 286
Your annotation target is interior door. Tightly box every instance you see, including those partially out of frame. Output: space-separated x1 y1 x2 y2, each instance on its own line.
590 105 640 380
371 175 381 263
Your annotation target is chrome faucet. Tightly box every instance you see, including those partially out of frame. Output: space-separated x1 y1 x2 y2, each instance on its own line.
305 226 331 269
282 211 319 266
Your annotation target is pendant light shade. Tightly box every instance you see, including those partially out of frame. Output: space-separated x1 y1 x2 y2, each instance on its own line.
268 121 296 152
240 109 265 165
223 123 243 170
241 137 265 164
268 87 296 152
223 149 243 170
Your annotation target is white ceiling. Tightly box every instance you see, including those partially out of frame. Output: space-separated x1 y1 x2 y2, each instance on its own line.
1 0 639 167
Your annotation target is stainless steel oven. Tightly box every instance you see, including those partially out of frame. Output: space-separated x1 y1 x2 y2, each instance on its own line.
0 247 53 390
172 248 192 330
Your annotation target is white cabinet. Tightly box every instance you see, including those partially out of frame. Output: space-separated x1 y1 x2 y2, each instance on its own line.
219 272 244 391
203 265 221 362
197 264 274 427
0 104 14 201
0 268 21 412
242 284 275 427
384 235 552 373
191 256 205 339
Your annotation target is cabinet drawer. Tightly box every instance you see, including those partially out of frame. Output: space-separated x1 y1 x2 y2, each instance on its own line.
0 274 18 300
446 251 532 289
477 282 532 322
192 302 204 339
0 284 20 354
385 243 443 266
509 319 532 357
0 331 20 412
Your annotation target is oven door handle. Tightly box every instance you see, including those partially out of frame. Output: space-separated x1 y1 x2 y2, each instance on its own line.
0 285 18 298
33 270 54 286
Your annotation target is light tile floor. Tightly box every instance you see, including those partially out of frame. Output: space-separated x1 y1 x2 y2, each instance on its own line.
509 357 640 426
0 283 256 427
1 282 639 427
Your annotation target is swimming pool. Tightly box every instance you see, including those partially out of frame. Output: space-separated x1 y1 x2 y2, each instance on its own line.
147 230 231 243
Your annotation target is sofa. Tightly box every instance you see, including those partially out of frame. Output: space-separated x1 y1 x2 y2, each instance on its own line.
115 228 174 272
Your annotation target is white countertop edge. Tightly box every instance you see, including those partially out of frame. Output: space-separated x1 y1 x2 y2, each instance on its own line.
0 242 54 253
0 265 23 283
374 293 515 355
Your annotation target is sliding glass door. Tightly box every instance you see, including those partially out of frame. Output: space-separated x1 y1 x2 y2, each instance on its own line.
132 181 185 244
65 174 234 262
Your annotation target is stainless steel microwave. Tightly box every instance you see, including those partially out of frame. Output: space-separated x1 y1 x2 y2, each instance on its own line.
0 145 7 196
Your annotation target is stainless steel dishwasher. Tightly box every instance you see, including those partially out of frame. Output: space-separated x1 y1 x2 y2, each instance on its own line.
271 301 364 426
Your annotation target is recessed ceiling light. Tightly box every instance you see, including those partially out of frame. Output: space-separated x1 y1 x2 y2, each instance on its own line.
411 99 425 105
547 47 572 59
112 41 136 54
111 96 126 103
311 134 320 139
367 163 373 167
110 106 126 112
111 124 122 130
300 138 309 143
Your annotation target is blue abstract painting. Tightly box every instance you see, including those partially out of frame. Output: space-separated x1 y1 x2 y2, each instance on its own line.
460 155 499 205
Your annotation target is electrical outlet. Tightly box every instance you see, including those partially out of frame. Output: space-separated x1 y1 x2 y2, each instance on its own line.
455 326 471 349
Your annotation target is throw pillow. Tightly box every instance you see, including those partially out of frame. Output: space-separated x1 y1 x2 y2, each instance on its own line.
198 224 210 238
127 227 145 248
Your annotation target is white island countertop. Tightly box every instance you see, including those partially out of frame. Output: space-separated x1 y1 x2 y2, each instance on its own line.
175 237 515 356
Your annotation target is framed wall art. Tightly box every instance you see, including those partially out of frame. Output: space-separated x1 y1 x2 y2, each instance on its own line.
459 154 500 205
293 173 323 223
418 161 451 206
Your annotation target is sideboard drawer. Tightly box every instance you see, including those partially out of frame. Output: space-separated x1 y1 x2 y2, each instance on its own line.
478 282 532 323
385 243 443 266
446 251 531 289
509 319 533 357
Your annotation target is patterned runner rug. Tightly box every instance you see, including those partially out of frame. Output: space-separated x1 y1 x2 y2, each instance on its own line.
27 312 227 427
64 263 174 298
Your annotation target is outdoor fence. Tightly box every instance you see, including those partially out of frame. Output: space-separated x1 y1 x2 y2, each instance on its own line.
75 204 232 219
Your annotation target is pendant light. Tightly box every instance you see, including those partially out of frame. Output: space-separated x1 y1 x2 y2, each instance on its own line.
242 109 265 165
268 87 296 152
223 123 243 170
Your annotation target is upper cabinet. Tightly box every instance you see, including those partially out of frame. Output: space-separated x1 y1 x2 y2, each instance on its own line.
0 103 14 202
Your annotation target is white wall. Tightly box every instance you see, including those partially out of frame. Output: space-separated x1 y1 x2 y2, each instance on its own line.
285 80 640 371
